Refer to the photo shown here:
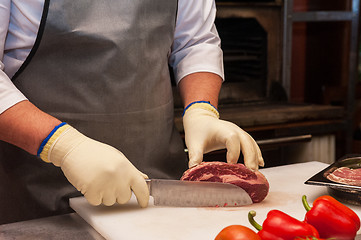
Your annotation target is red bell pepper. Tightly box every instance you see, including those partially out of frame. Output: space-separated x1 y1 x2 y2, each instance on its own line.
248 210 319 240
294 237 327 240
302 195 360 240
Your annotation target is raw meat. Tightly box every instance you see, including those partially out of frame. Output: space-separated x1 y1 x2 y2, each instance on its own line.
327 167 361 186
180 161 269 203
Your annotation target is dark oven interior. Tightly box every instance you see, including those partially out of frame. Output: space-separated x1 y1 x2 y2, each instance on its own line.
216 17 268 104
173 0 285 108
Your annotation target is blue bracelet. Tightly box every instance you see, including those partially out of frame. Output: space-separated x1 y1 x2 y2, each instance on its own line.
182 101 218 116
37 122 67 157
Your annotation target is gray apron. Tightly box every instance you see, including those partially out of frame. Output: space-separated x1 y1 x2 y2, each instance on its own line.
0 0 187 223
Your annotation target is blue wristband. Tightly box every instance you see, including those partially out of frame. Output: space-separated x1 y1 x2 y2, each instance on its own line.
37 122 67 157
182 101 218 116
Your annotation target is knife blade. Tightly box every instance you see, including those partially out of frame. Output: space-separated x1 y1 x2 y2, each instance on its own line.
146 179 252 207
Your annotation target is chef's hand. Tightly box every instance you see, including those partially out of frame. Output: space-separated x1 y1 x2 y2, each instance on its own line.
38 123 149 207
183 102 264 171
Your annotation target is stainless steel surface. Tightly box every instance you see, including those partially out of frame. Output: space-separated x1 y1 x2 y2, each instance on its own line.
305 156 361 205
146 179 252 207
0 213 104 240
256 134 312 146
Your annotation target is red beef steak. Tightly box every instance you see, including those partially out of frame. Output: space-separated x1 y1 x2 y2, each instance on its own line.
180 161 269 203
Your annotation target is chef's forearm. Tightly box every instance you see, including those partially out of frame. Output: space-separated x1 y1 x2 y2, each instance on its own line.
0 100 61 155
178 72 222 108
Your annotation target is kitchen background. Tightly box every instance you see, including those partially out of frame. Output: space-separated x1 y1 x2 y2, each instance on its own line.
173 0 361 167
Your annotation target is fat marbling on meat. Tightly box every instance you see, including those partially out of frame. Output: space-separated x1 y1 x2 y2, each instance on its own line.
327 167 361 186
180 161 269 203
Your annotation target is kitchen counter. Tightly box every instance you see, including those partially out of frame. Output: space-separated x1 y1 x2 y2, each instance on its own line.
2 161 361 239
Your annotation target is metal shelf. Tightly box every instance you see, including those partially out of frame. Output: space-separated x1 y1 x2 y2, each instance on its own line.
292 11 356 22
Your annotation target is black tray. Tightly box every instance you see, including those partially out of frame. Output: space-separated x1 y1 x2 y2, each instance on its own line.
305 156 361 205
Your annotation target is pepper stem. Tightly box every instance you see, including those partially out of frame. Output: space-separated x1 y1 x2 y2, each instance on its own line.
248 210 262 231
302 195 312 211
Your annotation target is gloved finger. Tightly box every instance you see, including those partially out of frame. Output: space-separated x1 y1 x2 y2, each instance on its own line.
239 134 259 171
246 132 264 167
102 191 117 206
225 133 241 164
188 146 204 168
116 187 132 205
84 190 102 206
243 150 258 171
256 143 265 167
139 171 149 179
130 176 149 208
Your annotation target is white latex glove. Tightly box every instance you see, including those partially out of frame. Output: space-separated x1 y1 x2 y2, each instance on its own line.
39 124 149 207
183 104 264 171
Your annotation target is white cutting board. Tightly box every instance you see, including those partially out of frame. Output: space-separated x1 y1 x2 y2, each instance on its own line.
70 161 361 240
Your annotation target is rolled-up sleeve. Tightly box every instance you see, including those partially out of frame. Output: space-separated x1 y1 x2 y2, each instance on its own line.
169 0 224 84
0 0 27 114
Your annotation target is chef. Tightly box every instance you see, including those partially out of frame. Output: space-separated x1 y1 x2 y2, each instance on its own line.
0 0 264 223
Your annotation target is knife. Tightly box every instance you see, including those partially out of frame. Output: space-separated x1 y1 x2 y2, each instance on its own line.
146 179 252 207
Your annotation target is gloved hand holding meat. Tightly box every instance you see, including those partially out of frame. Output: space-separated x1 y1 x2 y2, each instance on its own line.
183 101 264 171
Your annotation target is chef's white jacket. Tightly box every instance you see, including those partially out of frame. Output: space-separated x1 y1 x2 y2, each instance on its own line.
0 0 224 114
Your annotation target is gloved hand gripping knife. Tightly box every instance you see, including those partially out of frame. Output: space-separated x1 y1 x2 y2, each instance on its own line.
37 122 149 207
